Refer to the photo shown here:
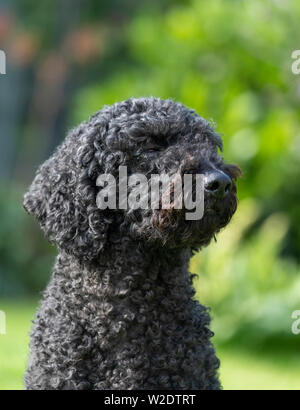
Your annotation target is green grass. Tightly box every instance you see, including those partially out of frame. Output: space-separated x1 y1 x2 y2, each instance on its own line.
0 299 300 390
0 299 38 390
217 346 300 390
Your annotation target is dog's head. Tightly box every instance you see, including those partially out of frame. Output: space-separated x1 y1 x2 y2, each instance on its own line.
24 97 241 260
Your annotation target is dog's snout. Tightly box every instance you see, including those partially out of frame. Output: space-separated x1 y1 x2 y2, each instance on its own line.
204 170 232 198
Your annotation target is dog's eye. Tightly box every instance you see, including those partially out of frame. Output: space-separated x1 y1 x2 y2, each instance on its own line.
135 145 161 157
145 144 163 154
147 148 160 154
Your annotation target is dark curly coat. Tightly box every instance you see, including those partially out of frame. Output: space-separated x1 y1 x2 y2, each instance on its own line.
23 97 241 390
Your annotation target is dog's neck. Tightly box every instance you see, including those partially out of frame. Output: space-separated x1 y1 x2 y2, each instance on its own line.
55 242 194 300
99 241 191 279
52 244 197 353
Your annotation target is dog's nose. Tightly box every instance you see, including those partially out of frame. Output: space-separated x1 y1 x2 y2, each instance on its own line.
204 170 232 198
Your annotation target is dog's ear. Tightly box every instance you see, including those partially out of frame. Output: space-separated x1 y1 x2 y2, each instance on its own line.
23 124 112 261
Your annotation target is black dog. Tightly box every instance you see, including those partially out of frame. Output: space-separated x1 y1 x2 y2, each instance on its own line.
24 97 241 389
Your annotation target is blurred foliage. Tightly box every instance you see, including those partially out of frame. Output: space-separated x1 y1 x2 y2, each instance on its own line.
1 0 300 354
0 187 55 296
192 199 300 346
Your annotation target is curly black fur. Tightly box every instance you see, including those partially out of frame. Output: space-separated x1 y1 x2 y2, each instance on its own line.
23 97 241 390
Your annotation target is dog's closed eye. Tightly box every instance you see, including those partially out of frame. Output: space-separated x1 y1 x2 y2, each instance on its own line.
147 148 161 154
135 144 163 157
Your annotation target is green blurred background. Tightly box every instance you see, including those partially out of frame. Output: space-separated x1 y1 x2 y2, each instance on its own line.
1 0 300 390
